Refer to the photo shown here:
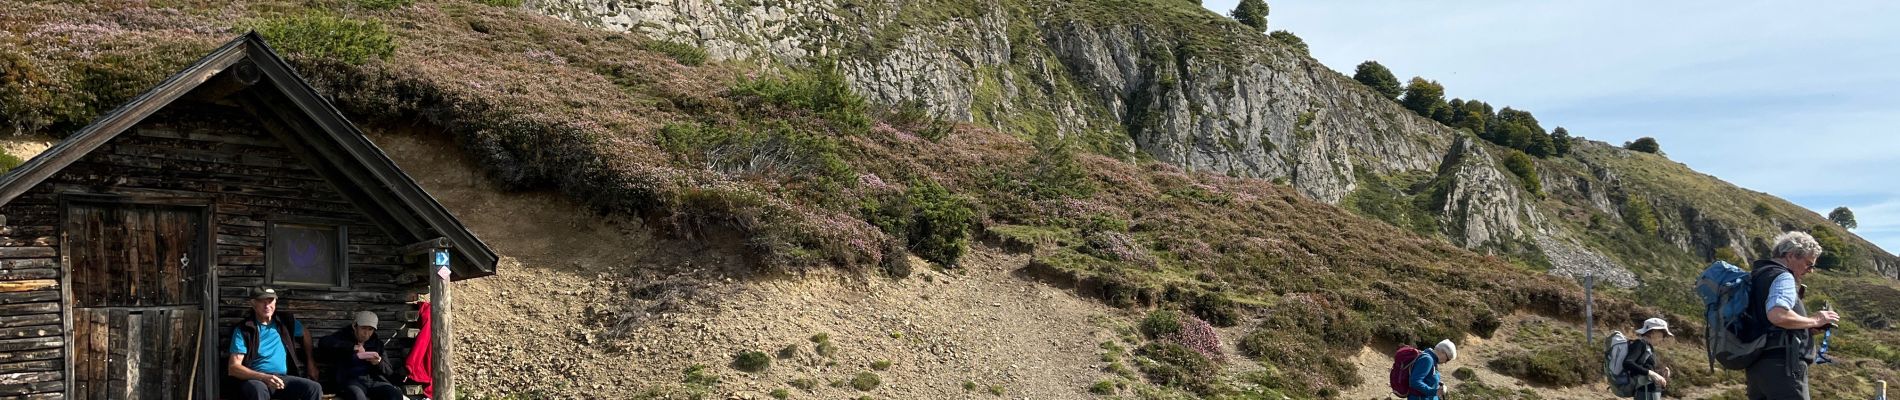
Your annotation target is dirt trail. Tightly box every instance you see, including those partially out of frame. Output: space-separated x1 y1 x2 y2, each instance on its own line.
367 129 1751 399
372 129 1128 398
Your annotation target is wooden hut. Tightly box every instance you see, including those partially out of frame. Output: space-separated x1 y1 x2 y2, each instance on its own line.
0 33 497 399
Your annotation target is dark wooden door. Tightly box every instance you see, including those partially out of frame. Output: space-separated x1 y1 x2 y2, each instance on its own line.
63 202 208 400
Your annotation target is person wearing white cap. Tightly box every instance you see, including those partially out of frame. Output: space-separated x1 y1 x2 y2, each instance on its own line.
1624 318 1674 399
317 311 403 400
1406 339 1459 400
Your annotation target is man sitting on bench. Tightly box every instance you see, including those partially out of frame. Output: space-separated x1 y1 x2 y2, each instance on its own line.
228 288 321 400
319 311 404 400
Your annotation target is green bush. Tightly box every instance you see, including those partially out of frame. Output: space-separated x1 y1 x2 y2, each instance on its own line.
1500 150 1542 196
476 0 523 6
1088 380 1117 395
1453 366 1476 381
1140 309 1184 339
862 178 975 266
849 372 881 391
644 40 708 66
789 378 817 390
1267 30 1306 55
1624 137 1661 154
1621 194 1660 235
253 13 396 65
1136 342 1218 394
1022 133 1095 200
731 59 869 131
0 153 23 174
769 388 789 399
1811 225 1854 270
870 360 891 371
682 364 719 387
732 350 772 373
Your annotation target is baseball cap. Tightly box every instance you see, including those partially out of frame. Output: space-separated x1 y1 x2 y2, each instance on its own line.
353 311 379 328
252 287 279 300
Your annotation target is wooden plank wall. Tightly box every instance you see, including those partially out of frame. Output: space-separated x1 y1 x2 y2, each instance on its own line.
0 108 429 398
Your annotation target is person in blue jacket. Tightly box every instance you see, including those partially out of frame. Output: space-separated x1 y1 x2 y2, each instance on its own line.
1409 339 1458 400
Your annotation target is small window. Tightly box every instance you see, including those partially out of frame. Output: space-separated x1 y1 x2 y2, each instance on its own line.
265 222 347 288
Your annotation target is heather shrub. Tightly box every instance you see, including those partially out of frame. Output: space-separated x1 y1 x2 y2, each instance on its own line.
732 350 771 373
643 40 708 66
1485 341 1596 387
656 122 852 191
1083 230 1151 265
476 0 523 6
353 0 413 10
1452 367 1476 381
253 13 396 65
1159 314 1224 362
1136 342 1218 394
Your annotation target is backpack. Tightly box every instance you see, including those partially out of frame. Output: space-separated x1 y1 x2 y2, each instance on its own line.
1694 260 1781 370
1389 345 1428 397
1603 331 1645 396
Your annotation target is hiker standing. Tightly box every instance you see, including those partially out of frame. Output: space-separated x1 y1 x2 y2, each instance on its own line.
1745 232 1842 400
1407 339 1458 400
1623 318 1674 400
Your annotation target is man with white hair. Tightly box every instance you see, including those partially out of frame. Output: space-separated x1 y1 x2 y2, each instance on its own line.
1744 231 1843 400
1406 339 1458 400
317 311 403 400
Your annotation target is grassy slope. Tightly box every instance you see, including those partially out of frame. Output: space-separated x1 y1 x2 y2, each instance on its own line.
2 0 1889 397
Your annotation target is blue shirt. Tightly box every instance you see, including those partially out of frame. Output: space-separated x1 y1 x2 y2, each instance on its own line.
1765 272 1799 316
1408 349 1442 400
230 319 304 375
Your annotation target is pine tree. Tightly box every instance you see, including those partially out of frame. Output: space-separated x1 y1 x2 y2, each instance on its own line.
1353 61 1402 100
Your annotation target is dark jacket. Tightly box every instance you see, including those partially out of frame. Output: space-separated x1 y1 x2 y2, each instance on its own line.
317 326 396 387
1623 338 1660 393
233 312 307 377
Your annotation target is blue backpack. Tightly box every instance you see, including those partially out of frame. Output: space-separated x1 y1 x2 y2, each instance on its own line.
1694 260 1776 370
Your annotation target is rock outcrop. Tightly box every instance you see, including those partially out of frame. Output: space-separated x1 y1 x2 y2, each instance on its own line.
525 0 1897 282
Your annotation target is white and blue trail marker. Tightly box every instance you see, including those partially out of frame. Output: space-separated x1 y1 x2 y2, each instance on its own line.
432 249 451 281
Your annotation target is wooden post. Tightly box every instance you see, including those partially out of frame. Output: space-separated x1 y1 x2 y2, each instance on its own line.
1584 274 1595 345
423 244 454 400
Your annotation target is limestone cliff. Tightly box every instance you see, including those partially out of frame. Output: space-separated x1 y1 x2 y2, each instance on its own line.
524 0 1896 282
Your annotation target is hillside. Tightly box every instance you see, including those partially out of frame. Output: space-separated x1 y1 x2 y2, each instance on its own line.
2 0 1896 398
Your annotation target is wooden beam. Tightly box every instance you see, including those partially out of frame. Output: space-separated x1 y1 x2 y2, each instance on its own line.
397 238 451 257
181 60 261 104
0 280 56 293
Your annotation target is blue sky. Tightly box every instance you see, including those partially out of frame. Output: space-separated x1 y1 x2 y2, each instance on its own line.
1201 0 1900 254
